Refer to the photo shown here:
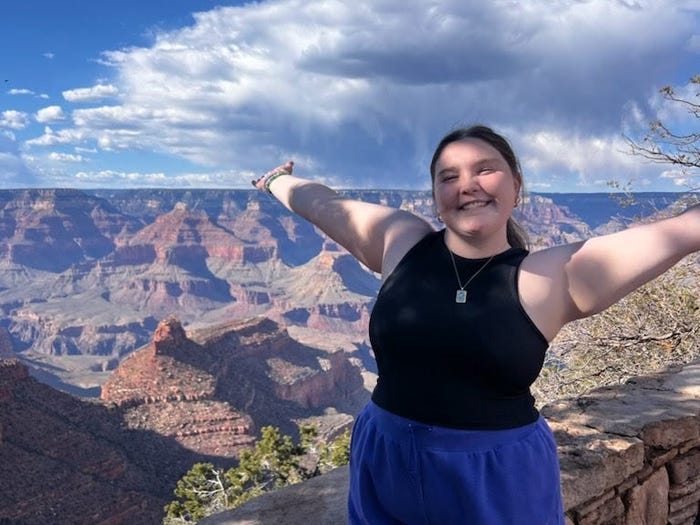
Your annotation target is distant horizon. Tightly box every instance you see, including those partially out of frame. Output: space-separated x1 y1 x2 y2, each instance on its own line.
0 186 697 195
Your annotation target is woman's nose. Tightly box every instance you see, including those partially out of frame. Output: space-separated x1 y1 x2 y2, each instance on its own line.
459 172 479 193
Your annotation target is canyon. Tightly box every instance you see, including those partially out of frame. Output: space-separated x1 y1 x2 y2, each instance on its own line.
0 187 695 524
0 187 686 394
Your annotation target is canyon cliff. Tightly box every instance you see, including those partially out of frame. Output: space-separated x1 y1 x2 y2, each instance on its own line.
1 313 369 524
0 358 192 524
101 316 368 453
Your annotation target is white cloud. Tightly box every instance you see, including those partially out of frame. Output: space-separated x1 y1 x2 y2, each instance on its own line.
26 126 87 147
20 0 699 189
75 146 98 154
60 167 260 189
519 130 648 189
62 84 119 102
43 52 55 59
48 152 86 163
0 110 30 129
5 88 49 100
660 169 698 189
115 4 695 165
35 105 66 123
73 169 169 187
649 78 700 125
7 88 34 96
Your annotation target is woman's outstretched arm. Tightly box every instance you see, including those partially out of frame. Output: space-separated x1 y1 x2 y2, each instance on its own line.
253 162 433 277
519 202 700 341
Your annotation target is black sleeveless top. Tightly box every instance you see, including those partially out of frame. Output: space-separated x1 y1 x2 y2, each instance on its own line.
369 230 549 430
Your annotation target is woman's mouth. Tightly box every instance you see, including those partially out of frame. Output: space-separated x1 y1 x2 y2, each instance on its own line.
458 200 491 210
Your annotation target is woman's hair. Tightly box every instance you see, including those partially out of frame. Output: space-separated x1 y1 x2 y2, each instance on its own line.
429 125 529 250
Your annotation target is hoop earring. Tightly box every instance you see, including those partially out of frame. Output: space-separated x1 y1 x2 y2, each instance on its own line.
437 214 443 223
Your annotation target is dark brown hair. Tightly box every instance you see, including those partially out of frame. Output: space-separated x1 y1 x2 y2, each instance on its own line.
429 125 529 249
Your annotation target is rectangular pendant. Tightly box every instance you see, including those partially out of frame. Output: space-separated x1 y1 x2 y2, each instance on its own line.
455 289 467 303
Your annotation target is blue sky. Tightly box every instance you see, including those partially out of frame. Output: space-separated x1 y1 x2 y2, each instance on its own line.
1 0 699 192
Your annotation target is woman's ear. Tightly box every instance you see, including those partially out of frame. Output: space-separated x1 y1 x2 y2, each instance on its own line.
513 176 522 203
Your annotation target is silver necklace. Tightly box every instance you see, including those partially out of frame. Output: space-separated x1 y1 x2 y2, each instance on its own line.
447 249 495 303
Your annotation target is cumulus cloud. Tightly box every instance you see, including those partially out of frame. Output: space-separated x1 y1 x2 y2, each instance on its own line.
35 105 66 123
26 126 87 147
519 129 646 189
0 110 30 129
15 0 700 189
81 3 691 179
62 84 119 102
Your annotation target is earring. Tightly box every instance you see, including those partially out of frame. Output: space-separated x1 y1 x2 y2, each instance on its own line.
436 214 443 223
514 197 520 208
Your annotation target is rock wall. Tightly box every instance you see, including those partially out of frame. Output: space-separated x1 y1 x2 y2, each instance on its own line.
201 359 700 525
545 359 700 525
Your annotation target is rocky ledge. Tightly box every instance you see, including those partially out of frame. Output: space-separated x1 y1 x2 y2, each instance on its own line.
202 358 700 525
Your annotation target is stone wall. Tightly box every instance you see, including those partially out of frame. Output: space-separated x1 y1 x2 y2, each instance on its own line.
544 359 700 525
202 359 700 525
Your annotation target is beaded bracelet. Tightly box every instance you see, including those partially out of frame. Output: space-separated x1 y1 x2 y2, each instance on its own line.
263 168 288 193
252 162 294 194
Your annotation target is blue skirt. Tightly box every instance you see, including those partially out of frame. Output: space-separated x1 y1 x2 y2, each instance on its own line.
348 401 564 525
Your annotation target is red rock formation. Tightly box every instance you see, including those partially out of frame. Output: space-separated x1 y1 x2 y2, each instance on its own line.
101 318 217 407
0 189 138 272
272 350 364 408
126 206 252 263
101 316 368 456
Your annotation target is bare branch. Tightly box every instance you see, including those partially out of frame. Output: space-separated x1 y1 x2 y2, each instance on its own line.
625 77 700 172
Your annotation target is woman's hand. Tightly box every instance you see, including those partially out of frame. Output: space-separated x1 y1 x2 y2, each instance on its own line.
252 161 294 193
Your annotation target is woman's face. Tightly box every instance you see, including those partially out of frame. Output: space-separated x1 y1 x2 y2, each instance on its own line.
433 138 520 244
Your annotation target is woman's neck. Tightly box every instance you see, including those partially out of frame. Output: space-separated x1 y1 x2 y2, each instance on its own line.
443 228 510 258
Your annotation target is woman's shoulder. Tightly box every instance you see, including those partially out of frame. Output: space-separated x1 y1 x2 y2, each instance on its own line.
380 223 437 282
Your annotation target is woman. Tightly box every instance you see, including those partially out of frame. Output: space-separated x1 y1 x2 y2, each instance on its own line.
252 125 700 524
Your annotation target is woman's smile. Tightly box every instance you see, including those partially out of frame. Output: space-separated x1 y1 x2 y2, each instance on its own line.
433 138 519 251
457 199 493 211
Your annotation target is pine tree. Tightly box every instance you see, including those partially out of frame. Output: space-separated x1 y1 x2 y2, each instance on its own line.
163 424 351 524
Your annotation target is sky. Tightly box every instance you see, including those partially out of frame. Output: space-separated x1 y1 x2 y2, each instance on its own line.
1 0 699 192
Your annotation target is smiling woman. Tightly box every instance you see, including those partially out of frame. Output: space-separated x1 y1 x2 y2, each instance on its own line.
430 126 528 258
250 123 700 524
